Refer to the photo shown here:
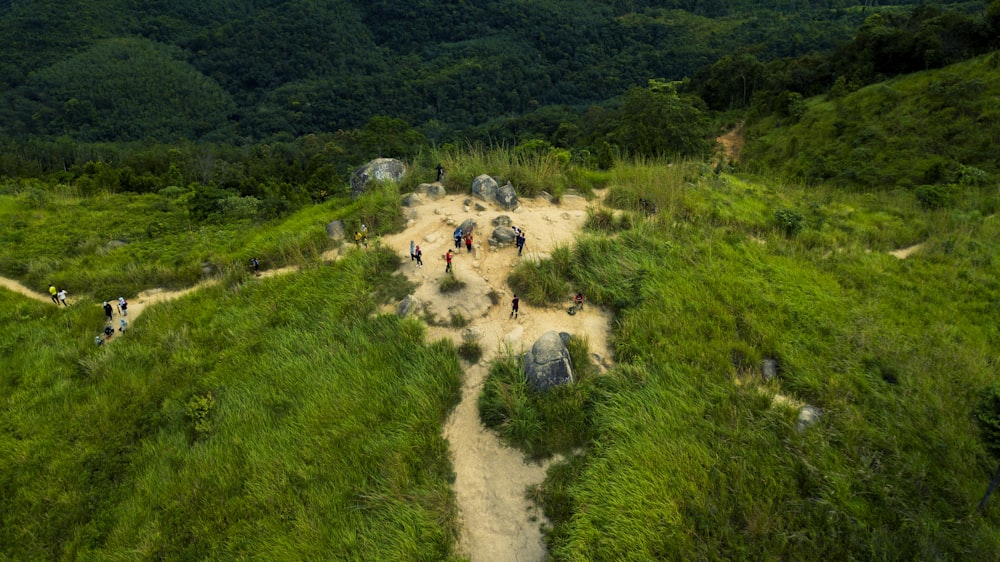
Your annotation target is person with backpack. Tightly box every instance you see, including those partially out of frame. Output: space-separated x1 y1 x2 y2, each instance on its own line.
574 292 585 311
445 250 453 273
103 301 114 322
415 245 423 267
516 232 526 256
104 324 114 340
250 257 260 276
410 240 416 262
48 284 59 304
57 289 68 306
510 294 519 319
454 227 463 249
464 232 473 253
436 163 445 182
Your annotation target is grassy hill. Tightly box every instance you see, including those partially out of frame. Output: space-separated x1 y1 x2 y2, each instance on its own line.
2 147 1000 558
743 52 1000 192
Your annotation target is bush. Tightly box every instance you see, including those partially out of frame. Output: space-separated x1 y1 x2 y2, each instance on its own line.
774 207 804 236
457 341 482 363
439 274 466 293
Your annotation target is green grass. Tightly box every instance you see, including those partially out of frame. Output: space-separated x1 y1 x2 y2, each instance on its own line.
744 53 1000 191
0 249 464 559
500 160 1000 559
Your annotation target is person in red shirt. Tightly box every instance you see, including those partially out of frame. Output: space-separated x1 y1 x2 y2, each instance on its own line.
464 233 473 253
445 250 453 273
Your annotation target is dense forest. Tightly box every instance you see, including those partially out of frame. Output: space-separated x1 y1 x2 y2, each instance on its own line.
0 0 996 216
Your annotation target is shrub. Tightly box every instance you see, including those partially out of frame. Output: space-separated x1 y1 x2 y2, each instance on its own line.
774 207 804 236
457 341 482 364
439 274 466 293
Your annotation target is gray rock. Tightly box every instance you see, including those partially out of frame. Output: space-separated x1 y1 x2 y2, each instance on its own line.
496 181 519 210
397 295 419 318
558 332 572 346
492 215 513 227
325 220 346 240
105 239 128 250
402 193 422 207
418 183 447 200
471 174 498 202
762 359 778 381
490 226 517 245
350 158 407 198
461 327 482 343
459 218 477 236
474 202 487 212
523 331 575 392
201 262 215 276
796 405 822 432
539 191 553 202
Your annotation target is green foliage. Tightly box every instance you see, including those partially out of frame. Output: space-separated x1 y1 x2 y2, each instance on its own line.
185 390 216 441
438 274 466 294
773 207 805 236
745 55 1000 191
975 385 1000 458
457 341 482 364
20 38 235 142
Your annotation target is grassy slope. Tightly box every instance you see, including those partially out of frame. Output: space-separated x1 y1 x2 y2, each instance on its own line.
0 242 462 556
0 181 402 298
502 163 1000 559
744 52 1000 189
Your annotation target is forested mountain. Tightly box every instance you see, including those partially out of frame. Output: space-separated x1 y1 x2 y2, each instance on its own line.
2 0 988 144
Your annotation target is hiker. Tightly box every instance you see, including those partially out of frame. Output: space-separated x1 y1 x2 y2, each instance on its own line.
117 296 125 315
119 318 128 333
574 292 585 311
464 232 473 253
516 232 526 256
57 289 68 306
250 257 260 276
415 245 423 267
120 298 128 316
48 284 59 304
103 301 114 322
436 163 445 182
512 225 522 236
510 294 519 319
445 250 453 273
354 231 364 246
410 240 416 261
453 226 463 249
104 325 114 340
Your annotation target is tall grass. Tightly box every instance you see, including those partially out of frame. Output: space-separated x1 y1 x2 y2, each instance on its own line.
504 162 1000 559
0 250 464 559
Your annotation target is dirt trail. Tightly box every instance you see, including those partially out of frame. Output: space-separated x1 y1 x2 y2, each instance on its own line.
380 190 614 561
0 187 616 561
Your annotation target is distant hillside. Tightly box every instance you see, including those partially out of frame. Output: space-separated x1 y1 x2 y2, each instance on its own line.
0 0 954 143
743 52 1000 192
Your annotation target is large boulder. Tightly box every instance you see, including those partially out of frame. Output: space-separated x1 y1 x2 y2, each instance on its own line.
401 192 422 207
459 218 477 236
490 225 517 246
496 181 518 210
523 331 575 392
350 158 407 198
397 295 420 318
325 220 346 241
418 183 447 200
472 174 498 202
492 215 513 227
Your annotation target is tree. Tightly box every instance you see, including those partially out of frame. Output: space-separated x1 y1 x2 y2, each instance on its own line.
974 385 1000 514
610 80 713 159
